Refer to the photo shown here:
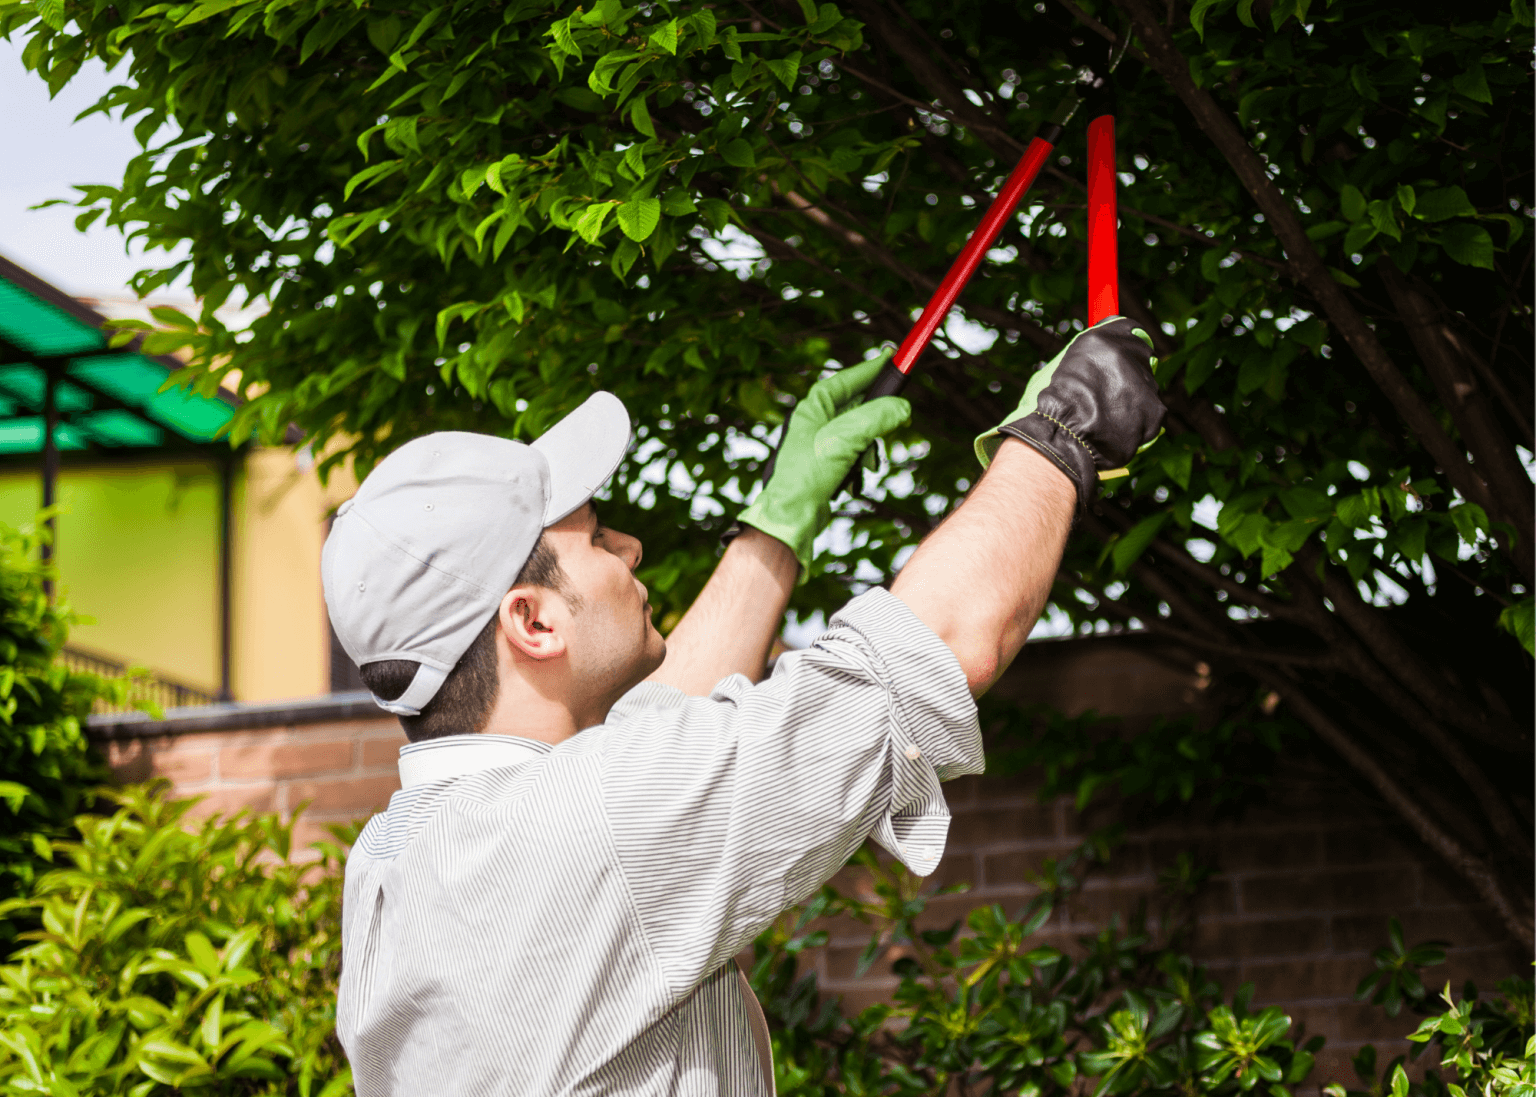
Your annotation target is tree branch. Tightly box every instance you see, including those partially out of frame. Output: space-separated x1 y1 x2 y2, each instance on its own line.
1376 257 1534 579
1249 663 1534 952
1102 0 1513 575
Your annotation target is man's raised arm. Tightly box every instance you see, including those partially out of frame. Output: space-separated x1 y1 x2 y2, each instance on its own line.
894 315 1166 695
890 440 1073 696
646 352 910 695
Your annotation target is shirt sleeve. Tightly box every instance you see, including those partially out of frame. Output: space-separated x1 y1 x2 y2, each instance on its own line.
576 586 981 996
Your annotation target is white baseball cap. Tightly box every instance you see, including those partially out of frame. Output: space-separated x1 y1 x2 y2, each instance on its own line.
322 392 632 716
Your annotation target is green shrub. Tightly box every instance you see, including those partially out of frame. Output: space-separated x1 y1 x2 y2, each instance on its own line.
2 785 1527 1097
0 785 352 1096
0 523 125 948
747 852 1535 1097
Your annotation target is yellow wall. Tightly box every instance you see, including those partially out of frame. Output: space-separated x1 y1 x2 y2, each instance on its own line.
0 446 357 702
0 463 222 691
230 447 327 701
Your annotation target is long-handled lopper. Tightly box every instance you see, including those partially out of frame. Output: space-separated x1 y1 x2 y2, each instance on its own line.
832 59 1126 493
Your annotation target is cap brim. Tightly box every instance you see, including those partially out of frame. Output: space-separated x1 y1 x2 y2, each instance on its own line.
531 391 632 525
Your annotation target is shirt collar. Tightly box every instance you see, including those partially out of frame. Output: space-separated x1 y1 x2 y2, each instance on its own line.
397 734 551 789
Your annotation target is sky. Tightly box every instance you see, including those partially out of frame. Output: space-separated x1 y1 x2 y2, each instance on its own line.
0 38 173 299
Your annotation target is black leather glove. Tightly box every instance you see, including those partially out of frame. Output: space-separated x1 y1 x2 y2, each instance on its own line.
974 316 1166 509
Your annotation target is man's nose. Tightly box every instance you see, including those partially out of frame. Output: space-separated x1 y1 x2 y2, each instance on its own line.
609 530 643 570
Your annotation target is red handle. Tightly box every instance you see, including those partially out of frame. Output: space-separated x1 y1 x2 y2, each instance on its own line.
890 135 1056 376
1085 113 1119 325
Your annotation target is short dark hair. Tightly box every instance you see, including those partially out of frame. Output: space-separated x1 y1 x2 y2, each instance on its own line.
360 533 571 742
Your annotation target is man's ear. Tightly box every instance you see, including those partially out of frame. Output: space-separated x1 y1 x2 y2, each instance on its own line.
499 586 568 661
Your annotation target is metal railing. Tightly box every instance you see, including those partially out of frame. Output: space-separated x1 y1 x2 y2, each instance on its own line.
59 647 221 714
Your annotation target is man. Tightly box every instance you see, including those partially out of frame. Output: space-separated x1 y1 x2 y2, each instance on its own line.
327 318 1165 1095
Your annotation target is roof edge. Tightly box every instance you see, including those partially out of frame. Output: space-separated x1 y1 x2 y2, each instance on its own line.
0 251 242 411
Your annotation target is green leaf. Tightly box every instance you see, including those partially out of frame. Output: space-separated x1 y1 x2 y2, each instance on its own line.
1188 0 1228 36
555 86 607 113
762 52 802 89
176 0 251 27
617 197 661 241
1438 223 1495 269
1415 186 1477 222
699 197 732 231
661 190 697 215
1343 218 1378 255
721 139 757 168
1452 63 1492 103
1498 598 1534 656
1112 513 1171 574
630 98 656 137
649 19 679 54
343 160 404 202
1340 184 1367 222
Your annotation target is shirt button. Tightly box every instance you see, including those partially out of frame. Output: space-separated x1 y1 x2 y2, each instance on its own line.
904 744 921 760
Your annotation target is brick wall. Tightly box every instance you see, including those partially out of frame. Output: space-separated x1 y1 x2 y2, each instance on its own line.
88 645 1523 1088
96 696 407 854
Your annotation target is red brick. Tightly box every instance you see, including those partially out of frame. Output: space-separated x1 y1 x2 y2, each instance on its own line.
288 774 399 816
1192 916 1327 959
221 740 354 780
980 844 1080 888
1062 885 1158 928
287 816 358 857
1216 829 1323 872
948 806 1055 848
1193 877 1238 917
943 774 982 807
183 785 276 819
928 853 979 891
1324 826 1421 867
1283 1003 1340 1047
1096 841 1151 881
824 983 901 1016
1241 956 1373 1002
1337 1002 1420 1042
824 943 898 981
1329 909 1504 953
149 748 214 784
970 770 1044 804
362 736 407 768
1312 1047 1362 1087
914 894 982 932
1241 869 1416 915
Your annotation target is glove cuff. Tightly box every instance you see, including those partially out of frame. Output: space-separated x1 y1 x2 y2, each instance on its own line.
996 414 1098 511
736 498 817 583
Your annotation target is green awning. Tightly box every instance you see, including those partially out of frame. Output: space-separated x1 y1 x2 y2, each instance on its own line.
0 255 240 455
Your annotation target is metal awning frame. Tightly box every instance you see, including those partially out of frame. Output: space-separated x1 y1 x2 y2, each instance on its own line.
0 254 249 701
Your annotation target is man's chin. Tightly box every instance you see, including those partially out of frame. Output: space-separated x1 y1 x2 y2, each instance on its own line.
644 639 667 678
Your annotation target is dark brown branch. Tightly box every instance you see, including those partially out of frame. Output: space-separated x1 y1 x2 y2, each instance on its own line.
1283 552 1532 859
1248 663 1534 952
845 0 1025 161
1377 257 1534 581
1310 549 1530 753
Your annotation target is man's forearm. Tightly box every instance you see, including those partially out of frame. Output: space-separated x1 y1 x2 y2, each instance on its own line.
890 439 1075 696
645 527 799 695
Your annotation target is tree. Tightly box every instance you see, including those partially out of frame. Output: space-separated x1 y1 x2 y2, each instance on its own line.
4 0 1530 942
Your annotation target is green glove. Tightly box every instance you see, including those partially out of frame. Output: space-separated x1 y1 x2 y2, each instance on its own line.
739 350 911 578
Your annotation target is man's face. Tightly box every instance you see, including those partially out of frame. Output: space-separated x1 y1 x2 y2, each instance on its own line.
541 503 665 701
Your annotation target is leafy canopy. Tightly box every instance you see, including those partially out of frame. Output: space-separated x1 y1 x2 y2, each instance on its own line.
4 0 1531 938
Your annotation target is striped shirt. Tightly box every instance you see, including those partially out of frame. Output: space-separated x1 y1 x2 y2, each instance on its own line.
336 587 982 1095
